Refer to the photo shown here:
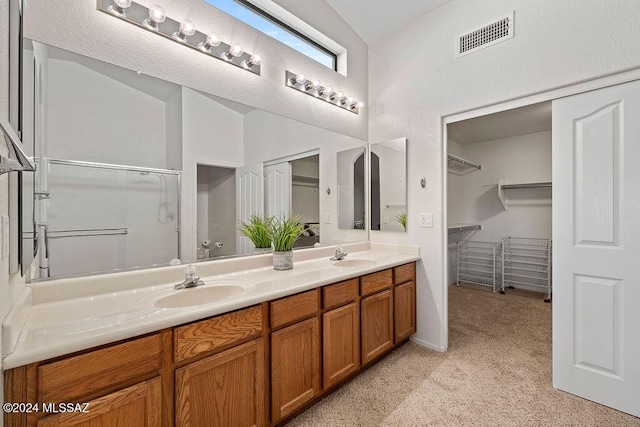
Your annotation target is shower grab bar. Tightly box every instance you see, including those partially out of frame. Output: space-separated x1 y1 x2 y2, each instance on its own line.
40 157 181 176
48 228 128 239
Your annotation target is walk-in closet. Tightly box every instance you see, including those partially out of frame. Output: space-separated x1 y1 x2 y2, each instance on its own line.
447 101 553 301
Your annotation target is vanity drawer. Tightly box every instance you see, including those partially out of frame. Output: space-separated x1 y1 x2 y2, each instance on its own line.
271 289 319 330
323 278 359 310
394 263 415 285
174 305 263 363
360 269 393 296
38 333 162 403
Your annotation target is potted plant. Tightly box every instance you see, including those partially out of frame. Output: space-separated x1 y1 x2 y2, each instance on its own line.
396 213 407 231
269 214 305 270
237 214 273 252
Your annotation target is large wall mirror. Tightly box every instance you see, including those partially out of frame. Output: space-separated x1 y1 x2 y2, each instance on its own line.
21 39 368 280
370 137 407 232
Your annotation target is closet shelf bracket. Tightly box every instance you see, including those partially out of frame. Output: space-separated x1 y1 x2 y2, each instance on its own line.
447 153 481 175
498 178 552 210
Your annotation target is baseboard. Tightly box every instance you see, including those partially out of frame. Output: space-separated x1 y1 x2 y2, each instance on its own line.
410 337 446 352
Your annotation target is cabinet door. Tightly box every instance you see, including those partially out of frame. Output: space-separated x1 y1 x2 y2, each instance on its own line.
394 280 416 343
271 317 320 423
323 302 360 389
37 378 161 427
175 339 265 427
361 289 394 365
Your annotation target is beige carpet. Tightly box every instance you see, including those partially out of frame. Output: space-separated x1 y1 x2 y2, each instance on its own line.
287 285 640 426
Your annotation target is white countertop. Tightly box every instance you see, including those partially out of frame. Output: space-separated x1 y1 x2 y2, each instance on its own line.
2 243 419 369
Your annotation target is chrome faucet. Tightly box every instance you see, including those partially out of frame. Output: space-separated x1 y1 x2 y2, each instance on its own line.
174 265 205 290
330 246 348 261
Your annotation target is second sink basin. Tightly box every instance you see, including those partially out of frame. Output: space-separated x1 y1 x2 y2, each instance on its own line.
331 259 376 268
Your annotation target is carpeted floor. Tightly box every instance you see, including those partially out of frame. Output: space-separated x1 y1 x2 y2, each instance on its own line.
287 285 640 426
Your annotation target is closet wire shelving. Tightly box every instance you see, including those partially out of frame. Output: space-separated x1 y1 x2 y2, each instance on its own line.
501 237 552 302
456 241 502 293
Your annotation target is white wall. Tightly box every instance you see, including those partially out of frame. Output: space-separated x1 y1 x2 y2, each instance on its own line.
451 131 552 242
46 57 168 167
369 0 640 350
447 131 552 284
181 88 245 259
244 109 368 245
23 0 368 142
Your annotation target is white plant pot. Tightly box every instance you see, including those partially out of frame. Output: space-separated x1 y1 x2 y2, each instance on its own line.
273 250 293 271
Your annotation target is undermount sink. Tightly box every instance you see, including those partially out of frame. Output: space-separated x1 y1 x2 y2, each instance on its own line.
331 259 376 268
139 280 254 308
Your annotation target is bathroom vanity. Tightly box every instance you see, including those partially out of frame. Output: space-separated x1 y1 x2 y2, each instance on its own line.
3 244 418 426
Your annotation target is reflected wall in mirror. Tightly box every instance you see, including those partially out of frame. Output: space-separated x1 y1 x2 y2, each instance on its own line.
370 137 407 232
337 147 366 230
22 40 368 280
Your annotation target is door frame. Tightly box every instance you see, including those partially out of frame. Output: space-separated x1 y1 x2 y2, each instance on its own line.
441 67 640 352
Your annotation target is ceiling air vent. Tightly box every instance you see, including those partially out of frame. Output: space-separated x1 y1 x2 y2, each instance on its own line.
456 12 514 58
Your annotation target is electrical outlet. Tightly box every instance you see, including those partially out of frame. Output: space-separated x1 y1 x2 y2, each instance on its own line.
383 217 389 224
419 213 433 228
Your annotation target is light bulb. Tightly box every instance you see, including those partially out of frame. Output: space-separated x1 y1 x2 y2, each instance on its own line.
347 96 355 104
229 44 243 57
322 86 333 97
224 44 243 60
108 0 132 16
334 91 344 102
174 19 196 41
294 74 306 85
144 4 166 30
357 101 364 108
305 80 320 91
199 32 221 51
244 54 261 68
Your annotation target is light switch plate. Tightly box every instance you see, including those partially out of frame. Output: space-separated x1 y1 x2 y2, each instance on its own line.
323 213 331 224
383 217 389 224
419 213 433 228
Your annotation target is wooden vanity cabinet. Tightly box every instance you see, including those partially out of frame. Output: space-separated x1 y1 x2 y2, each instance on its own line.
175 339 265 427
322 278 360 389
270 290 321 423
173 305 266 427
36 378 162 427
4 333 166 427
394 263 417 343
4 263 418 427
361 289 394 365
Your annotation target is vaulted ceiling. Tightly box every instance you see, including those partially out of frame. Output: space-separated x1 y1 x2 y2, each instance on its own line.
325 0 452 46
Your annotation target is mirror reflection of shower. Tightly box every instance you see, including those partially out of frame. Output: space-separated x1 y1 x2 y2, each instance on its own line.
140 172 174 224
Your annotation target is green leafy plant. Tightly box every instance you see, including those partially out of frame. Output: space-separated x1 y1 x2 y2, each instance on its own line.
269 215 306 252
396 213 407 231
237 214 273 249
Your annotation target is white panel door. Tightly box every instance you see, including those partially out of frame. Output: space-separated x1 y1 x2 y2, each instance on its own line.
264 162 291 218
236 163 263 254
553 80 640 417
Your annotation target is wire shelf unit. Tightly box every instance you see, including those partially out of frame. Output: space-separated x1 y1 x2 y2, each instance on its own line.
501 237 552 302
456 241 502 292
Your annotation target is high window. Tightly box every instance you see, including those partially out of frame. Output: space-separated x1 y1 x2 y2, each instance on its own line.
204 0 338 71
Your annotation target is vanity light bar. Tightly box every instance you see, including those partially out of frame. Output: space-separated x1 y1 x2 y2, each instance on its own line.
98 0 261 75
285 71 363 115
